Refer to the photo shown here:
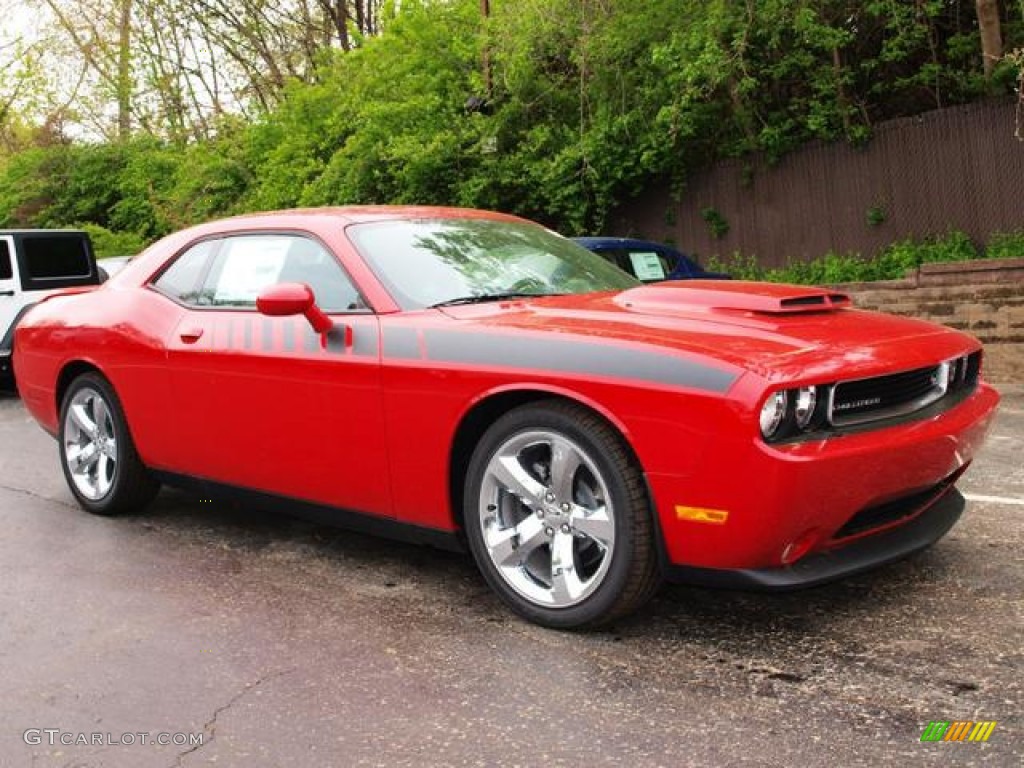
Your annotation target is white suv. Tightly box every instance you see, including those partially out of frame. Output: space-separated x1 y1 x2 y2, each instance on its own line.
1 230 101 389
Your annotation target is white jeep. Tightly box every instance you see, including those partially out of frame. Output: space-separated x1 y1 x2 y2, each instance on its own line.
0 230 102 389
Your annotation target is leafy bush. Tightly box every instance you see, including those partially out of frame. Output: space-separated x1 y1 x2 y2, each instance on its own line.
985 231 1024 260
706 251 763 280
706 230 1003 285
78 223 147 258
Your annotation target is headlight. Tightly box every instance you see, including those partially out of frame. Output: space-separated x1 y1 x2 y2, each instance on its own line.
759 391 788 438
794 386 817 429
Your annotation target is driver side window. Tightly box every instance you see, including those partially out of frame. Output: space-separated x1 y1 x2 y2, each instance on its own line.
193 235 365 312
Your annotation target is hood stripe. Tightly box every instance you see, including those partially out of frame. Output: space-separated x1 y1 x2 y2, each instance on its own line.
422 329 737 393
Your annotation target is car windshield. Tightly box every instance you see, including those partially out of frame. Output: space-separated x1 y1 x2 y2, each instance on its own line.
348 218 639 310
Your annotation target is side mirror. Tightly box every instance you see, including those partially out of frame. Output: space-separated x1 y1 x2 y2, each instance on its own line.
256 282 333 334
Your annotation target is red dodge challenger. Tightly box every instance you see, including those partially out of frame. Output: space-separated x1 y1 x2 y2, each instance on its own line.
13 207 1000 628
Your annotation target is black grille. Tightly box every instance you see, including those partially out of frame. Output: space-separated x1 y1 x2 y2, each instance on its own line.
965 350 981 385
829 351 981 428
831 365 941 424
834 475 958 539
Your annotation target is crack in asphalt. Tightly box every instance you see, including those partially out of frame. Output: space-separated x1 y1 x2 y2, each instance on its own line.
171 667 297 768
0 482 78 510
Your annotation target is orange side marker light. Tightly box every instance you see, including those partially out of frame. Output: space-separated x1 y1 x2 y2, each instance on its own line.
675 506 729 525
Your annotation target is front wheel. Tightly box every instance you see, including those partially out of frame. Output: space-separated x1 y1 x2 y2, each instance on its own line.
464 401 660 629
58 372 159 515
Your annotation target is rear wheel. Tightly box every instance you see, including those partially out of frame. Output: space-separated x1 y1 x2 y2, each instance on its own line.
464 400 660 629
59 372 159 515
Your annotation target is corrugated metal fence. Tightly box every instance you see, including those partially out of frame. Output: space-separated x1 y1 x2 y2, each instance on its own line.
611 100 1024 268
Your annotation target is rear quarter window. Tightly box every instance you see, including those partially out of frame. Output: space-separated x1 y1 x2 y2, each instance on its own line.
152 240 218 304
21 234 92 279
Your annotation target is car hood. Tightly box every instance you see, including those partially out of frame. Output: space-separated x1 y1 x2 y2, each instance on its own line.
437 281 977 384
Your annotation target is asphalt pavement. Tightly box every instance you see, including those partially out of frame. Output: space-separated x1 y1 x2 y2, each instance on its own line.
0 387 1021 767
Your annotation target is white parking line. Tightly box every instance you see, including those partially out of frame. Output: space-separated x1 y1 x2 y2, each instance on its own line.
964 493 1024 506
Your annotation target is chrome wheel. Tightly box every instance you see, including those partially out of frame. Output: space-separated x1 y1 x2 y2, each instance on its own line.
478 430 616 608
62 386 118 501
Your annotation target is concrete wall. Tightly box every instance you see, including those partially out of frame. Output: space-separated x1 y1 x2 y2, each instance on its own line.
835 258 1024 383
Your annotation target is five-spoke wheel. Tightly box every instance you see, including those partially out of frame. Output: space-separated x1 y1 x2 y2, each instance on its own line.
63 385 119 501
58 372 159 515
465 401 659 628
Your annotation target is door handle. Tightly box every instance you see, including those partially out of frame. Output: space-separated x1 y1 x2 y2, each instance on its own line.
179 328 204 344
0 290 14 297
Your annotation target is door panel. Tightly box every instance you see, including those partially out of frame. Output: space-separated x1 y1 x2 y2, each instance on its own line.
167 310 389 516
156 231 389 517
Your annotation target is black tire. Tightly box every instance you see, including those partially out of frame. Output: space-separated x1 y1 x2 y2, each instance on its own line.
464 400 660 629
0 348 15 393
58 372 159 515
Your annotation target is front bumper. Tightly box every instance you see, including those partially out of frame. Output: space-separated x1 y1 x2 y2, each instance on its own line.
646 382 999 572
663 485 964 589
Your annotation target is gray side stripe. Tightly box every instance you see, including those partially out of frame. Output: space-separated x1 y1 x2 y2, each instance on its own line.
243 317 253 352
262 317 273 351
352 325 379 357
283 321 295 352
304 325 321 353
383 327 421 359
424 330 737 393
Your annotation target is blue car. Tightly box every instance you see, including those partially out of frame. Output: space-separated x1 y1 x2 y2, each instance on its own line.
574 237 731 282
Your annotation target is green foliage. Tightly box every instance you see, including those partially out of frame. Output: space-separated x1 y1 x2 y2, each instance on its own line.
706 251 763 280
701 207 730 238
0 0 1021 249
985 231 1024 260
241 0 481 217
707 230 995 285
876 230 979 273
110 138 186 238
79 223 147 258
0 143 131 229
866 205 886 227
0 147 66 226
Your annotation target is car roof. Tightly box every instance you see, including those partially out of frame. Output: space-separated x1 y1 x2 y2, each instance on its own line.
211 206 528 227
154 206 535 246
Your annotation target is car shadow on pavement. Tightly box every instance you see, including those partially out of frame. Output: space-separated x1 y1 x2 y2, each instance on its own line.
136 483 956 644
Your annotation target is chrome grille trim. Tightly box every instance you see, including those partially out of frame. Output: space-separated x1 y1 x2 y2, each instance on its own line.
828 362 949 428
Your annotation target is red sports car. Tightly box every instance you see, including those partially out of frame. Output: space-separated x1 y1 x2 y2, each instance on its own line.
13 208 999 628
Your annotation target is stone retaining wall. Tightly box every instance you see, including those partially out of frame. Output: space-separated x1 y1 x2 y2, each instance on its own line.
835 258 1024 383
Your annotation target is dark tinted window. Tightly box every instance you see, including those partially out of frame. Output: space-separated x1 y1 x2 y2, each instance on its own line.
677 254 702 275
0 240 11 280
196 235 364 312
22 234 92 279
591 249 630 273
153 240 217 303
